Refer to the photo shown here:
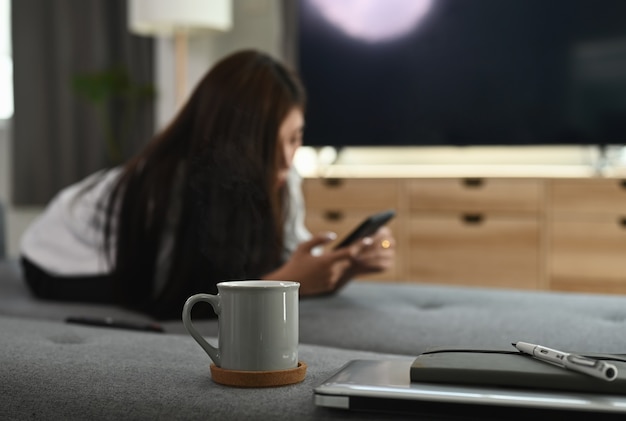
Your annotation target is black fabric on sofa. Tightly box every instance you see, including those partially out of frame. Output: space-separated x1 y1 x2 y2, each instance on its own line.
3 259 626 419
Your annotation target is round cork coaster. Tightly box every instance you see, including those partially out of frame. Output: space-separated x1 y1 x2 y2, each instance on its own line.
210 361 307 388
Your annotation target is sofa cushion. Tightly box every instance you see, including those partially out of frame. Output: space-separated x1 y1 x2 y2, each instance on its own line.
4 260 626 356
0 316 413 420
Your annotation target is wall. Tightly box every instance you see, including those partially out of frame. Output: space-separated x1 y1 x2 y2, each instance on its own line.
1 0 283 258
155 0 284 130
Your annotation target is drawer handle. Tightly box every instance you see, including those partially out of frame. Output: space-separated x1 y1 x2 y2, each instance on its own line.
462 213 484 225
463 178 484 188
323 178 343 187
620 180 626 189
620 217 626 227
324 210 344 221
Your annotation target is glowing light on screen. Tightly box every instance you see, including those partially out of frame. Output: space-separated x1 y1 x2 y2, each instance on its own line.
307 0 433 43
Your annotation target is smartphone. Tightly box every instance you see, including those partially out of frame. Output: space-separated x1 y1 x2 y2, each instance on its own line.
333 209 396 249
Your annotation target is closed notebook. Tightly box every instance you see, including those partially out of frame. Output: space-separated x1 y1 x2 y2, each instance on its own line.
410 346 626 395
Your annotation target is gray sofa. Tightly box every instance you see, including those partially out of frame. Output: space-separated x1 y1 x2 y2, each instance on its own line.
3 258 626 420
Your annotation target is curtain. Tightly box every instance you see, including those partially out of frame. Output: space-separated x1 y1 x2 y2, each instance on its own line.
0 199 5 258
11 0 154 205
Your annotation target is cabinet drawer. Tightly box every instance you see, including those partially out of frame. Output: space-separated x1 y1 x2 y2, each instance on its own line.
549 218 626 292
408 213 541 289
303 178 399 210
407 178 542 213
305 209 399 281
550 179 626 215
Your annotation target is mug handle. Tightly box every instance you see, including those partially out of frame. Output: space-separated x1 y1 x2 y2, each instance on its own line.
182 293 221 366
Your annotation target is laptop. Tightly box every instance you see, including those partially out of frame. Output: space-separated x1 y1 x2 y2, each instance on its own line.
314 359 626 419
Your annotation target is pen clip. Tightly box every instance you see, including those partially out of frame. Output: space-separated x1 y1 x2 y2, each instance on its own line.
567 354 600 368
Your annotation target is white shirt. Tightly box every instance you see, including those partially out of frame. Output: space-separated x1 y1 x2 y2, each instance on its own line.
20 168 121 275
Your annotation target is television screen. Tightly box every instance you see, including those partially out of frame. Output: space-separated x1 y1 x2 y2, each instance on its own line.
297 0 626 147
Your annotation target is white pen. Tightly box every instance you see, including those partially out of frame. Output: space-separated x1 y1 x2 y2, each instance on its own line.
513 341 618 382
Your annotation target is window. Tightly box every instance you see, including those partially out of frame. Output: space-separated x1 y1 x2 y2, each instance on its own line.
0 0 12 119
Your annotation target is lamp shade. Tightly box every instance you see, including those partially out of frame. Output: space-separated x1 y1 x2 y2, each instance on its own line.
128 0 233 35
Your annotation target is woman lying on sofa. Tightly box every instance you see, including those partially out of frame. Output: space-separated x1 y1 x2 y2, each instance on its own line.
19 49 395 319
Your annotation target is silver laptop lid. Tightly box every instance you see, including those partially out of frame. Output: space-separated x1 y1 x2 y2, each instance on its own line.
314 359 626 418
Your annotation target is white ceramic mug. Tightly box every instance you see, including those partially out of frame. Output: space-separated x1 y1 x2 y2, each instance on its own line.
182 280 300 371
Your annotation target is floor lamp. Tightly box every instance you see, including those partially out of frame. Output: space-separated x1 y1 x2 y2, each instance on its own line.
128 0 233 107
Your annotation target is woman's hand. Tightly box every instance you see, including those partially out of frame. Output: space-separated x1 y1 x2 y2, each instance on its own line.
332 226 396 292
263 232 368 296
350 226 395 275
264 226 395 296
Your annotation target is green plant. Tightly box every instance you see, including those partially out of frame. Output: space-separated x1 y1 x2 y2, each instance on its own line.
72 66 156 164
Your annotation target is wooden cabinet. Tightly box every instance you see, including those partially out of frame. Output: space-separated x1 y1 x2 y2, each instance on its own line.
407 178 542 213
548 179 626 293
408 214 541 288
407 178 543 289
550 179 626 214
302 178 399 210
302 175 626 294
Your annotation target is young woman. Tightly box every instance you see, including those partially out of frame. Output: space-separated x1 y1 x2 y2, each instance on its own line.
20 50 395 319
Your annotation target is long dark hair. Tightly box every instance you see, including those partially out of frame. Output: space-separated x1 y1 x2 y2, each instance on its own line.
103 50 307 319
